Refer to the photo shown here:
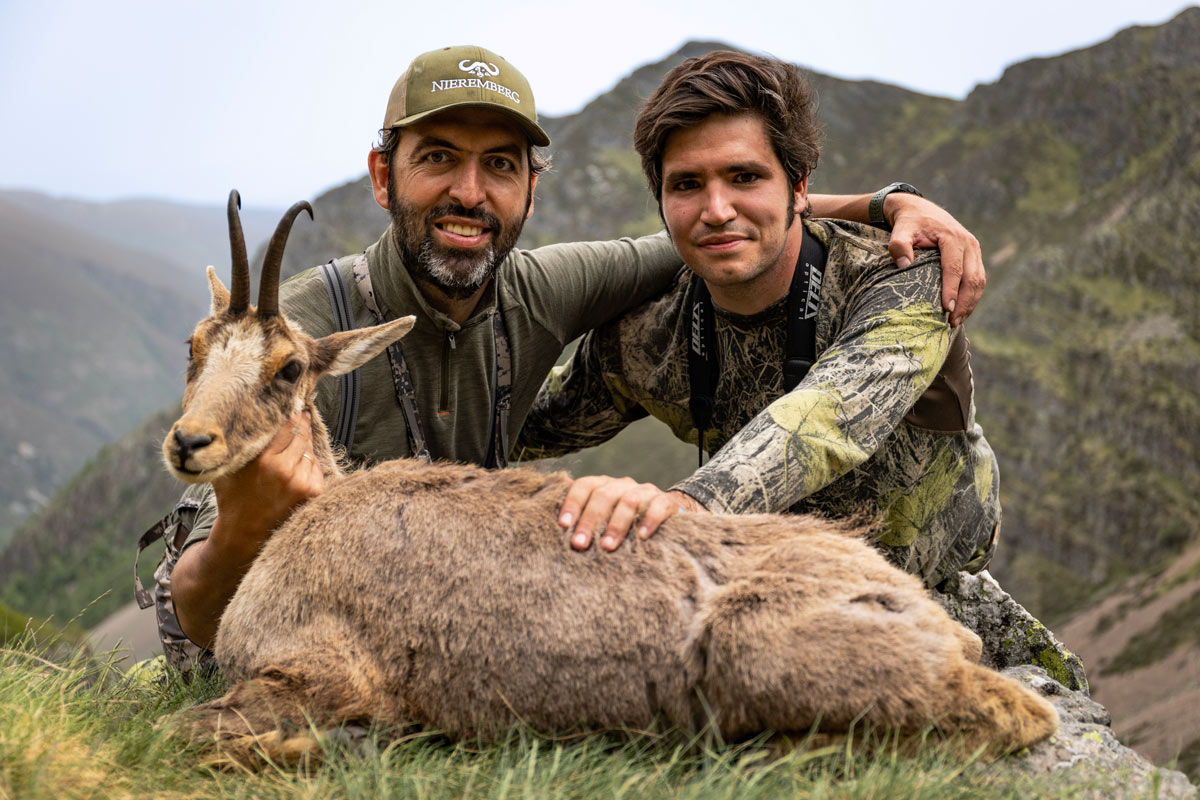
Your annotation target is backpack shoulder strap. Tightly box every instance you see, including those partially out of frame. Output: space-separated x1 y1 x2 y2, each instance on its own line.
318 258 360 454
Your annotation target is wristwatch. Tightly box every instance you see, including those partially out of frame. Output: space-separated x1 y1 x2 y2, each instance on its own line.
869 182 923 230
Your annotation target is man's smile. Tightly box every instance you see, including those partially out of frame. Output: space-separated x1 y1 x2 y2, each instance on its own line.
434 217 492 247
695 232 751 252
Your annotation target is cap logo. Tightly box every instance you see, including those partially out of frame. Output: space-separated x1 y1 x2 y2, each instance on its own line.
459 60 500 78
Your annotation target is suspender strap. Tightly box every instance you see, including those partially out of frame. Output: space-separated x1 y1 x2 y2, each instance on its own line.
348 255 513 468
686 229 827 467
134 496 202 609
318 260 361 453
351 256 431 462
486 310 513 469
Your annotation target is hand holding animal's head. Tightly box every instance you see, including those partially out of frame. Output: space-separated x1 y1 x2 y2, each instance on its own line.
163 190 415 483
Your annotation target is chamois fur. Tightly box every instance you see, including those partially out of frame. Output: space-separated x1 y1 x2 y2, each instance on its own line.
169 194 1057 765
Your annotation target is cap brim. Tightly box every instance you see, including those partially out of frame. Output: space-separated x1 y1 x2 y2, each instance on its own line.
387 101 550 148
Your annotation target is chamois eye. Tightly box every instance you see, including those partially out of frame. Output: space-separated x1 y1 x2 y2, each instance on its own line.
186 339 194 361
276 361 302 383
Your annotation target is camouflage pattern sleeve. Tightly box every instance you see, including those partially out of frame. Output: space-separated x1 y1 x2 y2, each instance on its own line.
510 326 649 461
674 258 951 514
153 482 217 674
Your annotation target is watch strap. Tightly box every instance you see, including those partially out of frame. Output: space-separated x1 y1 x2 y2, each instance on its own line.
869 182 923 229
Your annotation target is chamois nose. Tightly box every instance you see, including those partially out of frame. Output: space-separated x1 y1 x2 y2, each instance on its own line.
174 430 214 462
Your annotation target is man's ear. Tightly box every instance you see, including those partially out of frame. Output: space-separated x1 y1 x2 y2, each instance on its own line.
312 315 417 377
524 172 538 220
793 173 810 219
368 150 391 210
206 266 230 315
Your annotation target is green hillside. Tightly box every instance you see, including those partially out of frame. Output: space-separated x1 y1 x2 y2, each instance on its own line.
0 406 183 628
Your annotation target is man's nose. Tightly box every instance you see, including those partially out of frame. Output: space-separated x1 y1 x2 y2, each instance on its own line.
699 186 736 226
448 160 486 208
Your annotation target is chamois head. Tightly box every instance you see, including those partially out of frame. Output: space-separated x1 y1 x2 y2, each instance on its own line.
163 190 415 483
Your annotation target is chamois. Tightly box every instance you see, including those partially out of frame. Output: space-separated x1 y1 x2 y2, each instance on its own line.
166 192 1057 765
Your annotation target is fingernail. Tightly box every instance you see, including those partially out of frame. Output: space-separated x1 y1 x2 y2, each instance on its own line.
637 526 648 539
948 299 956 314
896 256 912 269
572 533 587 548
601 536 615 550
560 512 573 527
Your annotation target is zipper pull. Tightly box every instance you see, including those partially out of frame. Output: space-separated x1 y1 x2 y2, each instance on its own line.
448 332 456 350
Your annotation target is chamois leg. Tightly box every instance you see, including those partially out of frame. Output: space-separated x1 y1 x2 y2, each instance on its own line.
921 660 1058 758
694 573 1056 758
179 646 402 767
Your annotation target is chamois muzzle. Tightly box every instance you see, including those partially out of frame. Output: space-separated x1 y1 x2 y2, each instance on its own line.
173 430 214 464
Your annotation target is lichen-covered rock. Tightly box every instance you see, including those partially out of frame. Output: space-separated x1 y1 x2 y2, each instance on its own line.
985 666 1197 799
936 570 1089 692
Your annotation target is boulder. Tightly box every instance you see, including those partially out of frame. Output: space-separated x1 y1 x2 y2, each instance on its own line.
989 666 1196 798
937 572 1196 797
937 570 1089 692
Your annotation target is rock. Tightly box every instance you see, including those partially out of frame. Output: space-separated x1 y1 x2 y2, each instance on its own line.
986 666 1197 799
935 572 1196 797
936 570 1089 693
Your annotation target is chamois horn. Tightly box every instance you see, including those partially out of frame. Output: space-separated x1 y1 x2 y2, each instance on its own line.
257 200 314 318
227 190 251 315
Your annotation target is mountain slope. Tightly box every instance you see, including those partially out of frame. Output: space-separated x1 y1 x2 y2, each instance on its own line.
0 201 204 540
0 190 283 279
0 192 283 541
0 405 183 629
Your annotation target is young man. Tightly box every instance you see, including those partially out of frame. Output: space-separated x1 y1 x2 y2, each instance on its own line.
516 51 999 589
155 45 987 668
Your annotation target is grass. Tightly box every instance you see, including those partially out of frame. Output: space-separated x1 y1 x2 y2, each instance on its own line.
0 635 1154 800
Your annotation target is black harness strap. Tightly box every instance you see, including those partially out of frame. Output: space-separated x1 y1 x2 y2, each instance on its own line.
686 230 827 466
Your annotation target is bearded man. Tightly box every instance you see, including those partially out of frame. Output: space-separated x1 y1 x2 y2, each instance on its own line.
157 45 986 669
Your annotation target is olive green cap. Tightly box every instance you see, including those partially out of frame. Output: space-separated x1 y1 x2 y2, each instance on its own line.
382 45 550 147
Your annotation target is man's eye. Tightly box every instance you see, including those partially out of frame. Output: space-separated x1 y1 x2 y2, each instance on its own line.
425 151 451 164
733 172 760 184
670 179 699 192
490 156 514 172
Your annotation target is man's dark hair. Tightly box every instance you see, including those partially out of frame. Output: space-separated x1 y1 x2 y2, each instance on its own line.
373 128 551 177
633 50 820 206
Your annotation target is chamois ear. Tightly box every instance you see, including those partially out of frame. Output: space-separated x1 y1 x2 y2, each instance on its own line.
206 266 231 315
312 315 417 377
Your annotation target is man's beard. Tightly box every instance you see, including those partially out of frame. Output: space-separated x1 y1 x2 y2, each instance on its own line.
388 180 528 301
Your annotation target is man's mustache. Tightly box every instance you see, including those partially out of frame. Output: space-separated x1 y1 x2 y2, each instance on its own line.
426 203 501 232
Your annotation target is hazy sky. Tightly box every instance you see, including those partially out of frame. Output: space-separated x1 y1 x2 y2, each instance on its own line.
1 0 1193 207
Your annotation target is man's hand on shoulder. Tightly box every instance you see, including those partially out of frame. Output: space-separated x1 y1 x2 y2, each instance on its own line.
558 476 706 552
883 193 985 328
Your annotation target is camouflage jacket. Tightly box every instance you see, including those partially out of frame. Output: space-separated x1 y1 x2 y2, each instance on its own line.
514 219 1000 587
